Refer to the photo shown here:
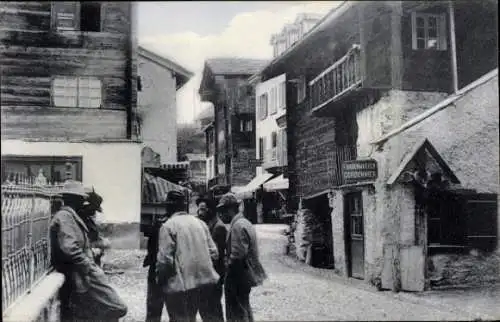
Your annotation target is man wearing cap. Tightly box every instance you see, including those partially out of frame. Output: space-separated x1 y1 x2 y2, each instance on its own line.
50 180 127 322
196 196 227 322
156 190 220 322
217 193 267 322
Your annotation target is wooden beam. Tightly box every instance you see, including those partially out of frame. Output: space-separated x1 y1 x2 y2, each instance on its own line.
448 0 459 93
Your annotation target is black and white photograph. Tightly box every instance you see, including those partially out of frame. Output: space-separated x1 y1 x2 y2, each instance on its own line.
1 1 499 321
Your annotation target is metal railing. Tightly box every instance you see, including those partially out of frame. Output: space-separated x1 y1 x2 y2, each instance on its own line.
309 44 362 111
1 174 63 313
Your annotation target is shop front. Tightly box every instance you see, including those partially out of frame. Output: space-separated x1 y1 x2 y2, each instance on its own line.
232 171 273 224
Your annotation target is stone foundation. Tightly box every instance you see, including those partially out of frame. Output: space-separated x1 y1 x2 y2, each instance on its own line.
428 251 500 288
3 272 65 322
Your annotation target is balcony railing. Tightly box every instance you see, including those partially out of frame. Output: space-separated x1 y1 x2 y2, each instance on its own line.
309 44 362 112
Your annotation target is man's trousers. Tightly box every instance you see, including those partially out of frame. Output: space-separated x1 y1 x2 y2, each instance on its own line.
224 278 253 322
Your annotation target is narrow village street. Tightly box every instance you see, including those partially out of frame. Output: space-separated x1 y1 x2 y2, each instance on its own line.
104 225 498 321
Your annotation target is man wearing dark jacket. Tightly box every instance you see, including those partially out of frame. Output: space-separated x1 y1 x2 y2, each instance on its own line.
196 196 227 322
50 180 127 322
144 201 170 322
218 193 267 322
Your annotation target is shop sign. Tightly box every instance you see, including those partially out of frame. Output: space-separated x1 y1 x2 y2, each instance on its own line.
247 158 263 167
342 159 378 184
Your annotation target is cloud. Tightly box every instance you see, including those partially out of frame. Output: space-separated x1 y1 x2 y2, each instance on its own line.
139 1 342 123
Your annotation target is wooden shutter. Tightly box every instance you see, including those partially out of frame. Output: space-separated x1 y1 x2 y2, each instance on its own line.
465 193 498 251
52 2 80 31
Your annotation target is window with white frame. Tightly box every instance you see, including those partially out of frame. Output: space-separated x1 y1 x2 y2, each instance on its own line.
52 76 102 108
297 75 306 103
411 12 447 51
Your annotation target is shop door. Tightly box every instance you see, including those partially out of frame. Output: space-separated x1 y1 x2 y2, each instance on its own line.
345 192 364 279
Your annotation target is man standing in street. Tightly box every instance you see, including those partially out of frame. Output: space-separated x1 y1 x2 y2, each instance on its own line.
144 201 171 322
196 196 227 322
156 190 220 322
50 180 127 322
217 193 267 322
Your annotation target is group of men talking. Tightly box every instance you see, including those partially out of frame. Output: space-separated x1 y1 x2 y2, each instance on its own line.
145 190 267 322
49 179 266 322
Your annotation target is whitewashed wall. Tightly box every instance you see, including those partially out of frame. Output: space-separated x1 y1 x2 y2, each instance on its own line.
138 56 177 163
2 140 142 223
255 73 287 160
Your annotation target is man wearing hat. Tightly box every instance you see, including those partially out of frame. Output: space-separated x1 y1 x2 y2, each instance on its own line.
196 195 227 322
80 187 110 267
156 190 220 322
50 180 127 322
217 193 267 322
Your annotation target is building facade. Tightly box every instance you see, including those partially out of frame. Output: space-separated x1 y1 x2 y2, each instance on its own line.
198 58 268 199
258 0 498 290
137 46 193 163
251 73 289 223
1 1 141 224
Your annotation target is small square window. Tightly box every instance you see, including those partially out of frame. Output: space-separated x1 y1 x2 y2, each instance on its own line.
412 12 447 51
52 76 102 108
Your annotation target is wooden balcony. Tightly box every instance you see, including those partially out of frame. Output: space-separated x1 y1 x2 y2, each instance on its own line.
309 45 363 116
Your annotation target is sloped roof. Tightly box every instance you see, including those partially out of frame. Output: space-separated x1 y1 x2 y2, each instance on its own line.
138 46 194 89
205 58 269 75
387 138 460 186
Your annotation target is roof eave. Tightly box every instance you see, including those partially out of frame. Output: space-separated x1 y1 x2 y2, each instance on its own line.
138 46 194 86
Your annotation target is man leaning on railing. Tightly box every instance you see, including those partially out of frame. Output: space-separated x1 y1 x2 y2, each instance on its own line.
50 180 127 322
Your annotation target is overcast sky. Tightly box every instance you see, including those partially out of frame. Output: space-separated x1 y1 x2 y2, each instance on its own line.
138 1 341 124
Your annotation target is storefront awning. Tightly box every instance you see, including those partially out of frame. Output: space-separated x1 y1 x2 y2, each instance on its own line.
142 172 188 204
232 172 273 199
263 174 289 191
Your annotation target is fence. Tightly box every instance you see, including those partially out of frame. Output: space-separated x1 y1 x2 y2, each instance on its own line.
1 174 63 313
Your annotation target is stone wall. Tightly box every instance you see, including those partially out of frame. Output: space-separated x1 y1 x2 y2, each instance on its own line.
378 73 498 289
3 272 64 322
331 89 449 287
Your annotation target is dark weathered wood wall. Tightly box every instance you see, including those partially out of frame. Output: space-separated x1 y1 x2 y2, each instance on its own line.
210 75 256 186
0 1 135 140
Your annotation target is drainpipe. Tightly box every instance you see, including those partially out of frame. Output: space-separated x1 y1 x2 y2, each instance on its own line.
448 0 459 93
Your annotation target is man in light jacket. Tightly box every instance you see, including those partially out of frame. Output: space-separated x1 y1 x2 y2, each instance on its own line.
156 190 220 322
217 193 267 322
